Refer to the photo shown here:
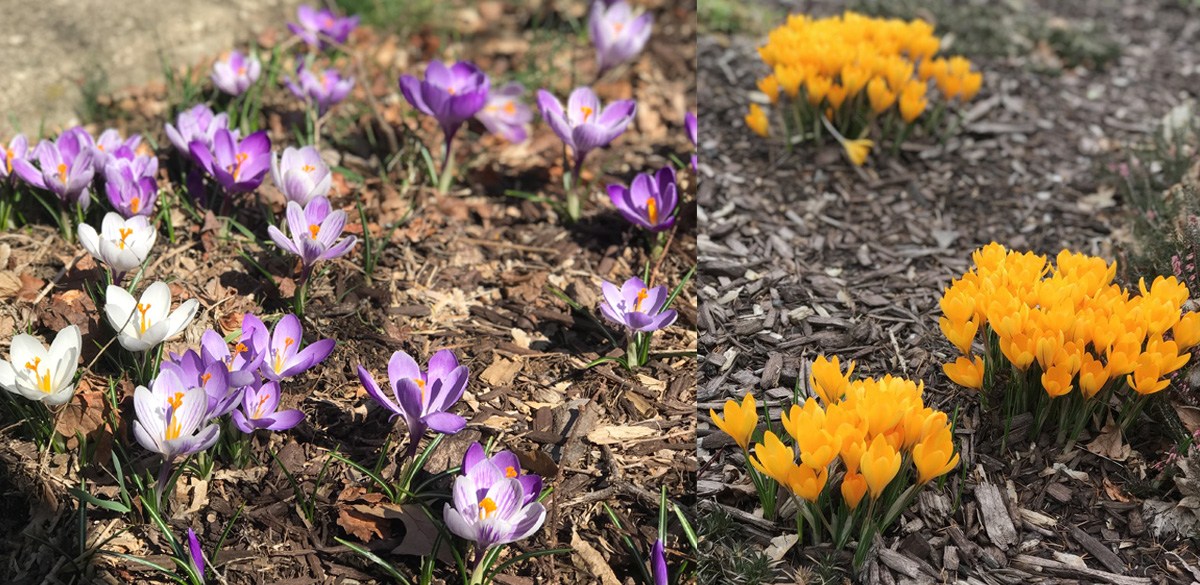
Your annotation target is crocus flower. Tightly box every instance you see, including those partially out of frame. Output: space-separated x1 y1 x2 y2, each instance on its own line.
0 135 29 182
475 82 533 144
105 157 160 217
231 380 305 433
259 314 334 381
0 325 81 406
271 146 332 205
445 473 546 554
12 128 96 209
460 442 542 505
190 128 271 194
132 369 220 461
536 87 636 174
685 111 697 171
710 392 756 451
651 539 668 585
186 528 206 583
104 281 199 352
357 349 468 450
608 166 677 232
92 129 142 169
199 313 268 388
165 104 234 161
211 50 261 96
589 0 653 75
267 197 357 272
78 212 157 278
160 348 239 418
399 60 490 160
285 65 354 114
288 4 359 50
599 276 677 333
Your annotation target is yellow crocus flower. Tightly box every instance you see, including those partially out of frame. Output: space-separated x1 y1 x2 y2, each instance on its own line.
710 392 758 451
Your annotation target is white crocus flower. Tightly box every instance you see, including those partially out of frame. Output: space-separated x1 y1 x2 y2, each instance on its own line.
104 282 199 352
0 325 82 405
78 212 157 276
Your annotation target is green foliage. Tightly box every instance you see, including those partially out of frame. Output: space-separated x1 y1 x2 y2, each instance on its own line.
698 0 781 35
695 507 780 585
334 0 447 38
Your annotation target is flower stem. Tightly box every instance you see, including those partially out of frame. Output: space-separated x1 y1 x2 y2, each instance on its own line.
565 158 584 222
295 266 312 319
627 334 642 370
438 133 458 195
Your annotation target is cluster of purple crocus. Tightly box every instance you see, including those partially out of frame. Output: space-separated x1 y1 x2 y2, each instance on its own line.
357 348 468 456
6 126 158 215
132 312 331 494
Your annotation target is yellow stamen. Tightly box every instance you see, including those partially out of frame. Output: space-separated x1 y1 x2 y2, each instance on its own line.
505 466 518 478
136 303 152 334
57 163 68 185
415 378 426 402
5 148 12 174
581 106 594 123
165 420 181 440
308 224 320 239
647 198 658 225
478 497 497 520
24 357 52 393
634 288 648 312
117 227 133 250
130 196 141 214
302 164 315 172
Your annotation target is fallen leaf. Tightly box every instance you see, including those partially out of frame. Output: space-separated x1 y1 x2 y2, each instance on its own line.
570 529 621 585
337 506 389 542
0 271 20 298
480 356 522 387
1104 477 1132 503
766 533 798 561
1086 423 1130 462
55 379 109 450
1174 403 1200 434
587 424 656 445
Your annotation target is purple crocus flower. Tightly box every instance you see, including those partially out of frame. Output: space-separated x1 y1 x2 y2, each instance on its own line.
190 128 271 194
536 87 636 174
105 157 159 217
285 66 354 114
93 129 142 169
651 539 668 585
131 369 220 461
186 528 206 583
475 82 532 144
608 166 678 232
231 380 305 433
599 277 678 333
590 0 653 76
165 104 235 161
211 51 262 96
357 349 468 453
199 313 268 388
160 348 239 419
685 111 697 171
399 60 490 161
12 128 97 209
271 145 332 205
288 5 359 50
443 471 546 554
267 197 357 272
260 313 334 381
461 442 542 505
0 135 29 182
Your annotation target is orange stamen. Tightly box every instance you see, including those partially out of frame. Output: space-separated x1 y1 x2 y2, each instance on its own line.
415 378 426 402
581 106 594 122
56 163 68 185
634 288 648 312
503 101 516 115
308 224 320 239
5 148 12 174
130 197 141 214
478 497 497 519
505 466 518 478
274 338 295 373
168 391 185 410
253 391 271 418
24 357 52 393
228 152 248 181
200 373 212 385
117 227 133 250
136 303 152 333
302 164 315 172
647 198 658 225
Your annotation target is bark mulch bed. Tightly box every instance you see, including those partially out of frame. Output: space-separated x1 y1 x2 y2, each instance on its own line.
697 0 1200 583
0 1 697 583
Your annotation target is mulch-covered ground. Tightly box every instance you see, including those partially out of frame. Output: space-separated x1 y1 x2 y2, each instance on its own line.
697 0 1200 583
0 1 697 583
